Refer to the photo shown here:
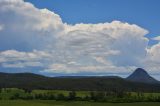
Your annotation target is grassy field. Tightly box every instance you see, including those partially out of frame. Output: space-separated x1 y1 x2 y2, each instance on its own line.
0 100 160 106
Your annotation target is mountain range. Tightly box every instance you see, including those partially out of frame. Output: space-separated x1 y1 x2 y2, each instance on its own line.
0 68 159 92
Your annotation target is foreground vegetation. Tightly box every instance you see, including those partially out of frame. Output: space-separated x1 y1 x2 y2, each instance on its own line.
0 88 160 103
0 100 160 106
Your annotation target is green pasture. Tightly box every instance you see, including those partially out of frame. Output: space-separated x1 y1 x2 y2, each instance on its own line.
0 100 160 106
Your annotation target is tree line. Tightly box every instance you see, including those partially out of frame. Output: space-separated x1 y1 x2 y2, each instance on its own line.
0 88 160 102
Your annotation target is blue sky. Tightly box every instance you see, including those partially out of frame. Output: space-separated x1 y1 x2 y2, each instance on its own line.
27 0 160 45
0 0 160 79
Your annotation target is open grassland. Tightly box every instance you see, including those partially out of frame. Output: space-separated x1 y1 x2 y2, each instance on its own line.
0 100 160 106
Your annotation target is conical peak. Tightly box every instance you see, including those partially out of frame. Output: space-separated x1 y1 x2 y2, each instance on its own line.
127 68 159 84
134 68 148 74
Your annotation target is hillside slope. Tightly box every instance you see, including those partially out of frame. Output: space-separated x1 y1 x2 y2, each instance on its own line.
0 71 160 92
126 68 159 84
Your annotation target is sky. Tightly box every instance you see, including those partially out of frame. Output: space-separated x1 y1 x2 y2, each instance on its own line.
0 0 160 79
27 0 160 43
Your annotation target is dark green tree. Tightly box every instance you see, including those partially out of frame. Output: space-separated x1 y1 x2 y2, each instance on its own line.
68 91 76 100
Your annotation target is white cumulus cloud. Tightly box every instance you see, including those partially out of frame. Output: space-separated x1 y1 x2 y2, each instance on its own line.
152 36 160 41
0 0 159 78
